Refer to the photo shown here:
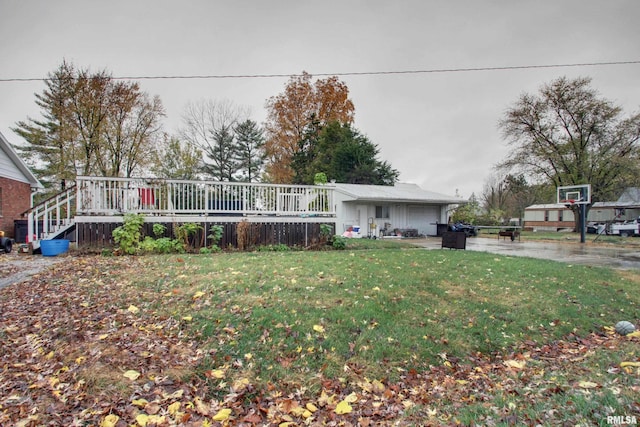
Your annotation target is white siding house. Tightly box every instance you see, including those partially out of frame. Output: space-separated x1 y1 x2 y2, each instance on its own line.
333 183 463 237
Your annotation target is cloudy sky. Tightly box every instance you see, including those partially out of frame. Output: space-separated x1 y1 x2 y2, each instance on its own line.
1 0 639 198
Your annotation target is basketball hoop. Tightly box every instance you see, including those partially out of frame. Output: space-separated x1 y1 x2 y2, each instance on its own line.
557 184 591 244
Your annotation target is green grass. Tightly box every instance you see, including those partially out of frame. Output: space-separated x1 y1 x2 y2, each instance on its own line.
128 248 638 392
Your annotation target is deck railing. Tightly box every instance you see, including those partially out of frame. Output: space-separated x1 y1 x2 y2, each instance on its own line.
27 185 77 241
75 176 336 217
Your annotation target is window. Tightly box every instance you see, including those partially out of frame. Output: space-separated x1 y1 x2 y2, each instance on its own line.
544 210 549 222
375 205 390 219
558 210 563 222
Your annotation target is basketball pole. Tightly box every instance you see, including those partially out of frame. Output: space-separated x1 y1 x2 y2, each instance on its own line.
580 203 586 243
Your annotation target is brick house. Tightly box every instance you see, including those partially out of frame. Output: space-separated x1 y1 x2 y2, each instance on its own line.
0 131 43 239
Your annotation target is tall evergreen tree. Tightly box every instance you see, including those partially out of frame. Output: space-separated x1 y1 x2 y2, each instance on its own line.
203 124 238 181
292 121 398 185
233 119 265 182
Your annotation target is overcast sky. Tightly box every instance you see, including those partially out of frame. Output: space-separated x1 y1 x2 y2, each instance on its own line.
1 0 638 198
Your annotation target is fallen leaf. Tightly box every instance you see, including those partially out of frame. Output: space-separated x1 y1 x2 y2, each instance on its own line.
207 369 225 379
193 291 205 300
578 381 598 389
168 401 181 415
136 414 149 426
194 397 209 416
372 379 385 393
620 361 640 368
335 400 353 414
132 398 148 407
100 414 120 427
504 359 526 369
123 369 141 381
127 305 140 314
212 408 232 421
344 392 358 403
313 324 325 333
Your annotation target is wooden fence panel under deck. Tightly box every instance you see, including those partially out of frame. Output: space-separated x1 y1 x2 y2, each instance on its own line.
76 221 333 250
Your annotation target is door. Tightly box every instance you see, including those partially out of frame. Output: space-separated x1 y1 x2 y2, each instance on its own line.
407 205 439 236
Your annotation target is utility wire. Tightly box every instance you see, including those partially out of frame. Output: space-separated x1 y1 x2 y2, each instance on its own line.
1 60 639 83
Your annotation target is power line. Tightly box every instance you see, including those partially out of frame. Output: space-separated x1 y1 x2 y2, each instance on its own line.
1 60 639 83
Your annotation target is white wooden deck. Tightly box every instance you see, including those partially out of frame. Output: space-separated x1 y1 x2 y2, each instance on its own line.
28 176 336 243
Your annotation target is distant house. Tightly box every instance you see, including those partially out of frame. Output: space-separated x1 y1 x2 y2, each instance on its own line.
333 182 464 237
0 131 43 238
522 204 576 232
523 188 640 232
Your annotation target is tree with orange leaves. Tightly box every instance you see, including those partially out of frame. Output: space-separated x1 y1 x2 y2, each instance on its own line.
264 72 355 183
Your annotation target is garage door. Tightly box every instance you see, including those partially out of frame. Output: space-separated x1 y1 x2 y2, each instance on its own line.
407 205 439 236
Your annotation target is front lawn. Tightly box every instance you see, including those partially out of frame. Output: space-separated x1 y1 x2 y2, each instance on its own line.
1 248 638 425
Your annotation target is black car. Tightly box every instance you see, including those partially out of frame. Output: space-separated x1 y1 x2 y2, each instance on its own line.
448 222 478 237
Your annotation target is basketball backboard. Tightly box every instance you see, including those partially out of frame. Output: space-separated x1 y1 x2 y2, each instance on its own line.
557 184 591 205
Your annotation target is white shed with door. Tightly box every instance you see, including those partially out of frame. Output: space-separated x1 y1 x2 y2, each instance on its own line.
332 183 464 237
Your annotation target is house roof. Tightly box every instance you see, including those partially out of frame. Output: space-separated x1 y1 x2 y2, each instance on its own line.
333 182 464 204
618 188 640 204
0 131 43 188
526 203 571 210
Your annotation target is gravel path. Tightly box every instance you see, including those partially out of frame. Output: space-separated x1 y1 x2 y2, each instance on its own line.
0 251 68 290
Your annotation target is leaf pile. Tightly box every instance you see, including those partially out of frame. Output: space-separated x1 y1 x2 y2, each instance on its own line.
1 256 638 426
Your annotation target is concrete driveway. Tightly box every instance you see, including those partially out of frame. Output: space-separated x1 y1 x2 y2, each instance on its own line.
415 236 640 270
0 251 68 290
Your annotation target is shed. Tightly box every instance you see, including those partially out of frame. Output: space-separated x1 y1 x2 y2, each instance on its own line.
333 183 464 237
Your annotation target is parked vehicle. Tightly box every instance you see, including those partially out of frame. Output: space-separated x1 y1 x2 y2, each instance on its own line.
608 219 640 237
448 222 478 237
0 231 12 253
587 223 606 234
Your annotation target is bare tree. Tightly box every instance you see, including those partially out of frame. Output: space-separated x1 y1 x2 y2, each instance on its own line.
13 61 165 185
499 76 640 229
180 99 250 181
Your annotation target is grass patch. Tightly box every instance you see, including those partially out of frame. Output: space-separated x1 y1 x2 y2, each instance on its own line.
128 249 638 393
3 248 637 425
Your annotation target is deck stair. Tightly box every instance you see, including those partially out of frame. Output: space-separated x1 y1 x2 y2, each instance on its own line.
26 185 77 250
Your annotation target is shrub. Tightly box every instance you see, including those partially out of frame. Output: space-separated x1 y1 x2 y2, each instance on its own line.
175 223 203 251
140 236 183 254
208 225 224 251
237 220 251 251
332 235 347 250
112 213 144 255
152 223 167 238
320 224 333 239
